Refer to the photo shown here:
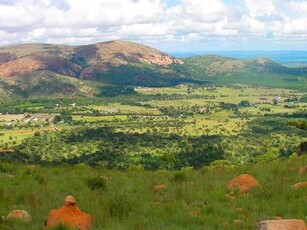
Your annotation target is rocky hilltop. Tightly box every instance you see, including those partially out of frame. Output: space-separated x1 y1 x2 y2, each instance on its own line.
0 40 183 79
0 40 192 99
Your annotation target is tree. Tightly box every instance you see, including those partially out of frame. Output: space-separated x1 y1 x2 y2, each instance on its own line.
239 100 251 107
53 115 62 124
297 141 307 156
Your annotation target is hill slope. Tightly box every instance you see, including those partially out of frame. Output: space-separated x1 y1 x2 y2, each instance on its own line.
0 41 196 99
180 55 307 90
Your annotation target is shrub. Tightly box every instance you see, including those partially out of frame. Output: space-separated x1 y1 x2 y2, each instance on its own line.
0 163 14 173
171 171 188 184
107 193 133 221
209 159 231 168
85 175 108 191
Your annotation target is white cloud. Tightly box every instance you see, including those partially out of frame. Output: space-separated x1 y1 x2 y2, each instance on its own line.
0 0 306 50
283 19 307 34
244 0 276 18
181 0 228 22
0 3 43 30
119 23 169 36
46 0 165 28
286 1 307 12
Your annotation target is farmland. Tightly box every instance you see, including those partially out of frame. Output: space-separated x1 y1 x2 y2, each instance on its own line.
0 84 306 169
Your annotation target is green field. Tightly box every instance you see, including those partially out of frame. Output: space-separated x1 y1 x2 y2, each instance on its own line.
73 115 128 122
0 85 306 168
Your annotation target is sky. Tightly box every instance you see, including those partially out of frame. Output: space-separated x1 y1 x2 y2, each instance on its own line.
0 0 307 51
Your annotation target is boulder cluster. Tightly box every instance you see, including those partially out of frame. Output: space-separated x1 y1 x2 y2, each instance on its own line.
3 196 92 230
226 173 307 230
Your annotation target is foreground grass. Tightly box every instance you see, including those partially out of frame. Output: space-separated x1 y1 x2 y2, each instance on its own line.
0 156 306 229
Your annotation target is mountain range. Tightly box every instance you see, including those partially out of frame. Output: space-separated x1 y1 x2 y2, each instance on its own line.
0 40 306 99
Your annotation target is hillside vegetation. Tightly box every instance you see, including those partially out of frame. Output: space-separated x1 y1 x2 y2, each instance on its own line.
179 55 307 90
0 85 306 169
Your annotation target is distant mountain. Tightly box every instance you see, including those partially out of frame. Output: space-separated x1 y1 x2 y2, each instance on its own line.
179 55 307 90
0 40 195 99
0 40 306 99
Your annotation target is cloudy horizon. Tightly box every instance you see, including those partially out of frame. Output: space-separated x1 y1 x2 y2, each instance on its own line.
1 0 307 51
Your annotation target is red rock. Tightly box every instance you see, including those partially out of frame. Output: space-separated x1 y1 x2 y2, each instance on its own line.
228 174 260 193
299 166 307 175
153 184 166 191
291 181 307 189
46 195 92 230
189 209 201 217
257 219 306 230
6 209 31 221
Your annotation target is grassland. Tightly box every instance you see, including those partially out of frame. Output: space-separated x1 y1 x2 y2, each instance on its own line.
89 103 161 115
0 155 306 229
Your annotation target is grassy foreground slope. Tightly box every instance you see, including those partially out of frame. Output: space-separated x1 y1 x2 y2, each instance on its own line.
0 156 306 229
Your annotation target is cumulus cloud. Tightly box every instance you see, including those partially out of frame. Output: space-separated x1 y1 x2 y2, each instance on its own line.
0 0 306 49
286 0 307 12
244 0 276 18
180 0 228 22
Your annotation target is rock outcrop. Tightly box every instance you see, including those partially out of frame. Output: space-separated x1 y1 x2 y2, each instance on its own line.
46 195 92 230
228 174 260 193
257 219 306 230
6 209 31 221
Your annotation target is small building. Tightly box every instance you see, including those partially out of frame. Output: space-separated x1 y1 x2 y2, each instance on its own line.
199 107 208 113
0 149 15 153
256 98 269 104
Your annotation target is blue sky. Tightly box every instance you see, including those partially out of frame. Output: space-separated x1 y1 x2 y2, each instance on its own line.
0 0 307 51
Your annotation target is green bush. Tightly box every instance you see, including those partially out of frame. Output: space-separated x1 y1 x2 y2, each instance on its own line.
0 164 14 173
107 193 133 221
85 175 108 191
171 171 188 184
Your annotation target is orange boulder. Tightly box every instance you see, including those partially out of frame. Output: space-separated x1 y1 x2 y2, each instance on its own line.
299 166 307 175
46 195 92 230
153 184 167 191
257 219 306 230
228 174 260 193
6 209 31 221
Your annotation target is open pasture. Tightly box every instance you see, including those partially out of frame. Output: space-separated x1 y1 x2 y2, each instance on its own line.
89 103 161 115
